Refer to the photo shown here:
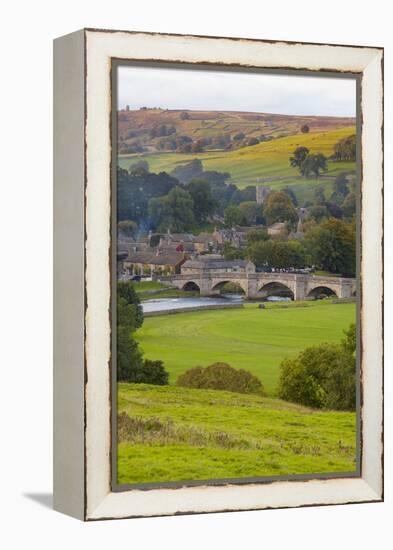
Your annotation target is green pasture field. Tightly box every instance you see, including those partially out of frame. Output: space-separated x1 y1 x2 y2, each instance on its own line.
117 383 356 484
135 301 356 395
118 126 356 200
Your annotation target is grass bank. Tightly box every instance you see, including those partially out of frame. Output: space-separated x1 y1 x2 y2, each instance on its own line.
133 280 198 301
117 383 356 484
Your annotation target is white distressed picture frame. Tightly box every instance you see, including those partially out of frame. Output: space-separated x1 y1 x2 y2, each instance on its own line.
53 28 383 521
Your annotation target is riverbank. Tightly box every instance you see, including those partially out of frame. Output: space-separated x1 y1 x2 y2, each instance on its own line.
144 302 244 317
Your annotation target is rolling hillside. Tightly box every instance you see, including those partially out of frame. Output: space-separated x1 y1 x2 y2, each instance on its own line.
119 125 356 202
118 108 355 148
117 383 356 484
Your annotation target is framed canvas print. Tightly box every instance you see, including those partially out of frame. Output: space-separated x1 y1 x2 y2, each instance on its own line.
53 29 383 520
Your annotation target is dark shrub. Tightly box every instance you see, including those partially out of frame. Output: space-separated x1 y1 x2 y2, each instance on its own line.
248 137 259 146
177 362 264 395
117 326 144 382
117 281 144 329
137 359 169 385
277 325 356 410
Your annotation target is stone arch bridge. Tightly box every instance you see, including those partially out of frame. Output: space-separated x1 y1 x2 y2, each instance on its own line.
159 272 356 301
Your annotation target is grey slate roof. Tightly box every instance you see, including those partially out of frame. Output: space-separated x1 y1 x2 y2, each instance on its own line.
125 251 185 267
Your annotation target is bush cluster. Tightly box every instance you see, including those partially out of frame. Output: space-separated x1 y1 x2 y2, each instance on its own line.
277 324 356 410
177 362 264 395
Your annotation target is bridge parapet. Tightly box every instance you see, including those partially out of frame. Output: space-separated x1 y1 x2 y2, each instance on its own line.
158 272 356 300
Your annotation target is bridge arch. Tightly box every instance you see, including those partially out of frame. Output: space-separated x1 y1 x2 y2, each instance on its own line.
307 285 337 299
258 281 294 300
211 280 246 295
182 281 201 292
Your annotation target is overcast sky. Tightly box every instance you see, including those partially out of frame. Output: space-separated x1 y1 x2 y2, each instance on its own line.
117 65 356 117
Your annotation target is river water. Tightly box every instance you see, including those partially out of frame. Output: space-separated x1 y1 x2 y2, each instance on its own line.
141 294 290 313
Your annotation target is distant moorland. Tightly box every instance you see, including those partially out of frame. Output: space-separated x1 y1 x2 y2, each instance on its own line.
118 108 356 199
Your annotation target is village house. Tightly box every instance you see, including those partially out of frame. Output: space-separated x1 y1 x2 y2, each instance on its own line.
117 250 129 278
123 249 186 276
267 222 288 238
118 234 152 256
159 230 218 254
213 226 261 249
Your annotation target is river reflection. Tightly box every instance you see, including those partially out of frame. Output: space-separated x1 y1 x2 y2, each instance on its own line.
141 294 290 313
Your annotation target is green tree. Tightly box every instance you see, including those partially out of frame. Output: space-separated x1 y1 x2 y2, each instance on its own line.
332 134 356 161
238 201 261 225
117 281 169 384
282 186 298 206
290 147 328 178
342 192 356 220
117 281 144 329
136 359 169 385
222 242 246 260
246 228 269 245
301 153 328 178
290 146 309 170
278 325 356 411
308 205 329 223
118 220 138 238
224 205 246 227
313 186 326 205
187 179 216 222
117 326 144 382
304 218 356 275
330 173 350 206
263 191 298 226
148 186 195 232
171 159 203 184
333 173 350 196
342 323 356 355
247 239 305 269
117 167 178 223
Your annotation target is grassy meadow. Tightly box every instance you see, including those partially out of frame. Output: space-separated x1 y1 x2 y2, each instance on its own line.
135 300 356 394
117 383 356 484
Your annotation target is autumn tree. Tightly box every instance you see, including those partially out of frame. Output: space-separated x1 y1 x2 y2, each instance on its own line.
262 191 298 226
332 134 356 161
